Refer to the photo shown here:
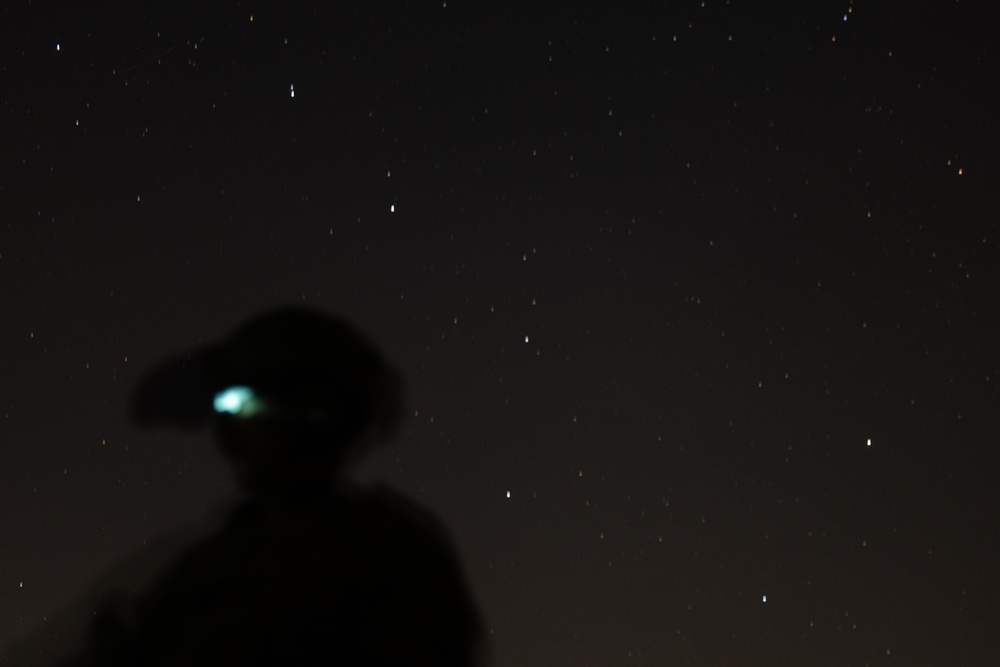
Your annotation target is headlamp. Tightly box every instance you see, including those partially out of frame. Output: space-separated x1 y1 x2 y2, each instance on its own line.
213 386 266 417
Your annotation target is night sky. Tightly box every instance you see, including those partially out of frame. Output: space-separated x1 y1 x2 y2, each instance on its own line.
2 1 999 664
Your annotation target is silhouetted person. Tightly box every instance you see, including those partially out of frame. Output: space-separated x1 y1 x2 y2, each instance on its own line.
64 308 485 666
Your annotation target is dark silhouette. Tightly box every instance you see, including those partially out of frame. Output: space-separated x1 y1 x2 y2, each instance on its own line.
63 308 485 666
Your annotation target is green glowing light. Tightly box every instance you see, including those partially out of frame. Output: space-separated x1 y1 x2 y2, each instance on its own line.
213 386 255 414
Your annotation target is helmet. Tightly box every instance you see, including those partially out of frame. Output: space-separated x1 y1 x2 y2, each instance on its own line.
130 308 404 447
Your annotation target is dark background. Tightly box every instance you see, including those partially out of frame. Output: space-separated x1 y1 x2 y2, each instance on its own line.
2 1 998 664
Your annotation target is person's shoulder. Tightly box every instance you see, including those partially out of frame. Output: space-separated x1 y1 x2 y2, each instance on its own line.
341 481 433 513
333 483 485 643
337 482 456 545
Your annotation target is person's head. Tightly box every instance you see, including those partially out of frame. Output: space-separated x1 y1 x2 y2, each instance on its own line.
131 308 404 493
